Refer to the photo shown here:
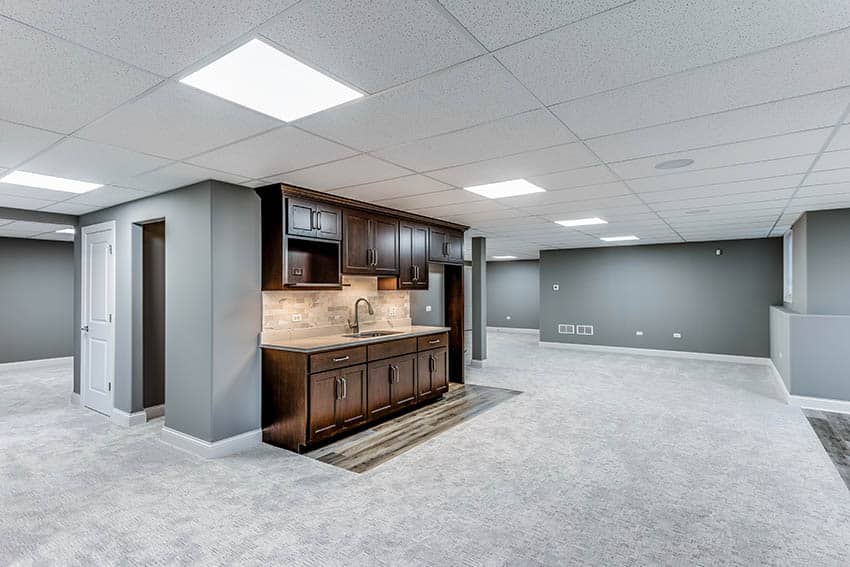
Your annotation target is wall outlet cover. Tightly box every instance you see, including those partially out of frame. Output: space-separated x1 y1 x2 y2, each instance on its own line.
673 332 682 339
291 314 302 322
635 330 644 336
388 306 397 316
558 324 575 334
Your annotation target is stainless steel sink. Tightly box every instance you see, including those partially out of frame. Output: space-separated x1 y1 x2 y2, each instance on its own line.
342 330 402 338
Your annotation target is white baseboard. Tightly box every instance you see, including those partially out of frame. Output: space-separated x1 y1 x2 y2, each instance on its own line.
487 326 539 335
468 359 486 368
111 407 147 427
145 404 165 420
790 395 850 415
0 355 73 369
768 361 791 405
161 427 261 458
69 392 80 406
538 340 771 366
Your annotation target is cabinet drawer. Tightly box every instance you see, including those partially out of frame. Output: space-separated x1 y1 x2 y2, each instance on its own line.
418 333 448 351
310 346 366 373
368 337 417 361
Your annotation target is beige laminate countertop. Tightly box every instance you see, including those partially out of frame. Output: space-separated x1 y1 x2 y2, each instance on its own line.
260 325 451 354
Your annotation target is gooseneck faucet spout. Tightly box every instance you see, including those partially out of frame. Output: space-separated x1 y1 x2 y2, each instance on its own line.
348 297 374 335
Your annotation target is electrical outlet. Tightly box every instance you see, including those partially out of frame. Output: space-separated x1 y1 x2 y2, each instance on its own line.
635 331 644 336
291 314 302 322
425 305 432 312
559 324 575 334
388 306 397 317
673 332 682 339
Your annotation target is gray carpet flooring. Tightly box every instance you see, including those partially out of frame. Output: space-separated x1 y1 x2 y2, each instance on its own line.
3 334 850 565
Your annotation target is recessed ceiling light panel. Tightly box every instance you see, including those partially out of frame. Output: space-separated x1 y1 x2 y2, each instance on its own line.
601 235 640 242
655 158 694 170
464 179 545 199
0 171 102 193
56 228 76 234
492 255 518 260
180 39 363 122
555 217 608 227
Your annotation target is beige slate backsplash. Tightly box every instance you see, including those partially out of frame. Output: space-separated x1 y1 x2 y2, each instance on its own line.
262 276 410 338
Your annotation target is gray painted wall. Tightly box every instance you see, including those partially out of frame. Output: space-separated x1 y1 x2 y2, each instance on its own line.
487 260 539 329
0 237 74 363
805 209 850 315
787 213 807 313
75 181 260 442
410 263 445 327
540 239 783 357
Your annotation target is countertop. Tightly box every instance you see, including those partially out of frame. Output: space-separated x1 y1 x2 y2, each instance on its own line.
260 325 451 354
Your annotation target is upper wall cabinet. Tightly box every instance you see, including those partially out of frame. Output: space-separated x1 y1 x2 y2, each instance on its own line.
342 210 399 276
429 227 464 264
398 221 429 289
287 197 341 241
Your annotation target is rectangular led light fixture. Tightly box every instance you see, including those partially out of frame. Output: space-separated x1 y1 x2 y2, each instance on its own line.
56 228 76 234
492 255 518 260
464 179 545 199
555 217 607 227
601 235 639 242
0 171 102 193
180 39 363 122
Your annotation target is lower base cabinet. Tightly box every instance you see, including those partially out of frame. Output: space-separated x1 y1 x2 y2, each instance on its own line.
417 347 448 397
309 365 367 441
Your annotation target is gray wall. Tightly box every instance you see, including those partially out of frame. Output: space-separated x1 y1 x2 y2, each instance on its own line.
75 181 260 442
410 263 445 327
486 260 539 329
787 213 807 313
540 239 783 357
805 209 850 315
0 237 74 363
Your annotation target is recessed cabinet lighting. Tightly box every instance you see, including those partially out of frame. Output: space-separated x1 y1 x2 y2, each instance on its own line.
56 228 75 234
180 39 363 122
0 171 102 193
492 255 518 260
555 217 607 227
601 235 640 242
464 179 545 199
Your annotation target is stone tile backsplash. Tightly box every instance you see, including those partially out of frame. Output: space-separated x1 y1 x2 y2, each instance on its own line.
262 276 411 339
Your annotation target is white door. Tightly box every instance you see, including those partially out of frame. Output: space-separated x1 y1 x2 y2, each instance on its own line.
81 221 115 416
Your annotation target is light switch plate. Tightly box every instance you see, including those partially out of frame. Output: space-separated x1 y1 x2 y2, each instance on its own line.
635 331 644 336
673 332 682 339
425 305 432 312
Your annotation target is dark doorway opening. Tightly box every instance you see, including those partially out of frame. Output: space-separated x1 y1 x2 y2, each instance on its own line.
143 221 165 411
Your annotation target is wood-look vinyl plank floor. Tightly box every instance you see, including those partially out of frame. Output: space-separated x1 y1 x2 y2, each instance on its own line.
804 408 850 490
307 383 521 473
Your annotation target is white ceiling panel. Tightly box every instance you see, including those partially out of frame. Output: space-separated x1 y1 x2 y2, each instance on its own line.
329 175 451 202
0 192 56 210
788 193 850 211
496 0 850 105
0 220 68 237
428 143 599 187
31 231 75 241
124 163 249 193
39 201 100 215
0 1 300 76
271 154 409 191
794 182 850 199
260 0 484 93
296 56 539 151
627 156 813 193
375 189 485 210
0 178 84 202
409 199 508 219
78 83 282 160
587 89 850 163
803 168 850 187
0 121 63 168
610 130 828 180
63 186 151 207
660 202 786 220
640 175 804 204
527 166 618 192
649 188 795 212
813 149 850 172
497 182 631 209
521 195 648 217
187 126 357 178
439 0 629 51
553 29 850 138
20 137 169 186
0 18 160 134
373 110 575 171
442 208 520 224
828 123 850 151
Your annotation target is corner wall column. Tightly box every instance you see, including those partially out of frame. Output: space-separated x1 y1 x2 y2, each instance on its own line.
471 236 487 366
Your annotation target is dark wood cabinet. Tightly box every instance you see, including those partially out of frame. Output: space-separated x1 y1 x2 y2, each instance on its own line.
429 227 464 264
287 197 341 240
418 347 448 397
342 210 398 275
367 359 393 419
399 222 429 289
309 365 366 441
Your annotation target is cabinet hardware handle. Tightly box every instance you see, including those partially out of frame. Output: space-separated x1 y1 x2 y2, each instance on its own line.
428 338 440 344
341 377 347 399
429 355 436 373
395 365 400 384
335 377 342 400
410 265 417 282
373 248 378 266
315 211 322 230
415 265 420 281
443 242 449 256
332 355 350 362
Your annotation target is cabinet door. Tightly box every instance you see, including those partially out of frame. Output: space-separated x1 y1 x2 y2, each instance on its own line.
309 370 340 439
430 347 449 393
372 216 399 275
398 223 416 288
391 354 417 407
428 227 447 263
367 360 393 419
336 364 367 426
411 224 429 288
446 231 464 264
417 352 433 397
287 198 316 238
315 203 342 241
342 211 373 274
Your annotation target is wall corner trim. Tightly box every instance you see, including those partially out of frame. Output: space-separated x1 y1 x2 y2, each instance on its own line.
538 341 772 366
161 427 261 458
790 395 850 415
487 326 540 335
111 408 147 427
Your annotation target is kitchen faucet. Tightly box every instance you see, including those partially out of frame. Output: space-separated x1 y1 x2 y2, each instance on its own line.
348 297 374 335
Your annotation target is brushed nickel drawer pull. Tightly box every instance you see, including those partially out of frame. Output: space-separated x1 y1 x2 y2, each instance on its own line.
428 338 440 344
332 355 350 363
341 377 347 399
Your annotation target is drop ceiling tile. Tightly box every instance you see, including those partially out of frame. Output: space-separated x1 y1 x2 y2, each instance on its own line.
439 0 629 50
20 137 169 186
814 149 850 172
660 202 786 220
64 186 151 207
0 220 67 237
374 109 576 171
443 208 520 224
650 188 795 212
125 163 250 193
1 1 300 76
376 189 485 210
296 56 539 151
795 182 850 199
260 0 484 92
790 193 850 210
271 154 409 191
428 143 599 187
0 179 81 202
640 175 804 203
0 193 55 210
828 123 850 151
527 166 618 191
628 156 813 193
496 0 850 104
330 175 451 202
31 231 75 241
0 121 63 168
498 182 631 208
802 168 850 187
611 130 828 180
78 83 282 160
553 29 850 138
523 195 648 217
0 18 160 133
39 201 100 215
587 89 850 162
187 126 357 178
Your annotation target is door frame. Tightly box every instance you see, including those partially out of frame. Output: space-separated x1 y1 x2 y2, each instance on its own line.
80 220 117 415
